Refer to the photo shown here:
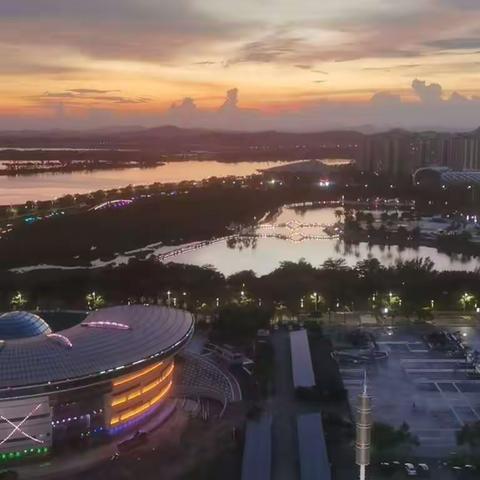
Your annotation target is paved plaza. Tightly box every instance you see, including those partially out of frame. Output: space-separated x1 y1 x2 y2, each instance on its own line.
339 326 480 457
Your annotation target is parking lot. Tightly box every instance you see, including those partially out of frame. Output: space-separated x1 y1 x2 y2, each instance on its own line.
338 326 480 457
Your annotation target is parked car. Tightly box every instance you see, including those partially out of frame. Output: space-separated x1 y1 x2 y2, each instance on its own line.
405 463 417 476
417 463 430 477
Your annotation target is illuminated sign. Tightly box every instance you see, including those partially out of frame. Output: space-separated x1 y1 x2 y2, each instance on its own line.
0 404 45 446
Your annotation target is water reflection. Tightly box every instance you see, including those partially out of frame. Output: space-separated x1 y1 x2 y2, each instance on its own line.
166 206 480 275
226 236 258 251
0 160 289 204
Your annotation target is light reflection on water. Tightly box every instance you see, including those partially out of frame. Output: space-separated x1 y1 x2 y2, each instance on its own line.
165 207 480 275
0 160 288 204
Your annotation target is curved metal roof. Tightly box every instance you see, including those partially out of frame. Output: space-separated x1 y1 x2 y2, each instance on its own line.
0 311 52 340
0 305 193 392
413 167 480 186
441 171 480 186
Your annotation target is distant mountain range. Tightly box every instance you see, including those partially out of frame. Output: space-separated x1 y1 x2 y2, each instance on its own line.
0 125 478 153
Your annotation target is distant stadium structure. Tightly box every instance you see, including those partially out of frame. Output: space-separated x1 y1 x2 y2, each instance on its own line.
413 166 480 187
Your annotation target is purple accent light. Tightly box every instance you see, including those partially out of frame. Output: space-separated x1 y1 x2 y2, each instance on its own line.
81 321 131 331
47 333 73 349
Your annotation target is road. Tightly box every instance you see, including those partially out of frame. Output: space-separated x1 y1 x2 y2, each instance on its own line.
13 402 178 479
268 331 321 480
269 331 299 480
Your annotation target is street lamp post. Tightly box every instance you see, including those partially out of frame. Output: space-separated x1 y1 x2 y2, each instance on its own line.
182 291 187 309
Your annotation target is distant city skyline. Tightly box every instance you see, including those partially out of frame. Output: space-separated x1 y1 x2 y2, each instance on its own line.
1 0 480 130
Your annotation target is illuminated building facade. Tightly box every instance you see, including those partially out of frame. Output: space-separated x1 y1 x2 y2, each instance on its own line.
0 306 193 462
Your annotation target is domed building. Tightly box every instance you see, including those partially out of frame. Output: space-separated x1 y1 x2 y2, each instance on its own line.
0 311 52 340
0 305 193 463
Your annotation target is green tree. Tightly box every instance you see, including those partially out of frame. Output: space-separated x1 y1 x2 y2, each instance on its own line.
86 291 106 310
10 291 27 310
457 421 480 451
215 303 272 343
372 422 419 457
321 258 348 271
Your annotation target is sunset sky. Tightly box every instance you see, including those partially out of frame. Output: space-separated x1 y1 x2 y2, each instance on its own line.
1 0 480 130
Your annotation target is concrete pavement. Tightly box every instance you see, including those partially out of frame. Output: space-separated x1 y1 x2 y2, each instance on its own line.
268 331 323 480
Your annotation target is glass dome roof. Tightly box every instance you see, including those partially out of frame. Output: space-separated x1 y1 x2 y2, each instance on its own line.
0 311 51 340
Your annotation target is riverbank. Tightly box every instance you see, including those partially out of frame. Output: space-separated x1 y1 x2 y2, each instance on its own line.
0 160 289 205
0 160 165 176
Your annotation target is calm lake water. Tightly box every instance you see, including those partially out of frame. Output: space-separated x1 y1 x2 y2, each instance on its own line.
164 207 480 275
12 205 480 275
0 160 287 205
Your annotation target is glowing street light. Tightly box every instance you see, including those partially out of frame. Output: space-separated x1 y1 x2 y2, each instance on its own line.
460 292 476 311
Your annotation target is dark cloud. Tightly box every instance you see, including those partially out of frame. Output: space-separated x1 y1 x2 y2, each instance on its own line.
438 0 480 9
219 88 239 111
295 65 329 75
411 79 443 103
426 37 480 50
69 88 117 94
90 95 151 104
5 80 480 132
295 64 313 70
159 81 480 132
0 0 253 64
362 64 422 71
33 90 150 105
39 91 77 98
227 20 429 66
227 32 305 64
1 0 478 74
169 97 198 113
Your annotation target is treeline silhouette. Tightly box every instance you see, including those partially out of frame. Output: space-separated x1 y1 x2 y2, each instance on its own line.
2 257 480 316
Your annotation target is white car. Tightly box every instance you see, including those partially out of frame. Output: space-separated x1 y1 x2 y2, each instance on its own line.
404 463 417 476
